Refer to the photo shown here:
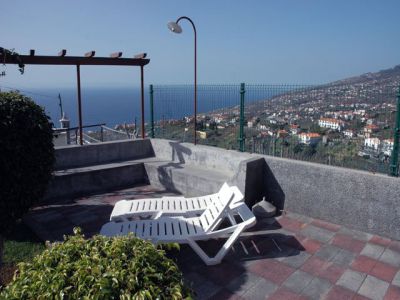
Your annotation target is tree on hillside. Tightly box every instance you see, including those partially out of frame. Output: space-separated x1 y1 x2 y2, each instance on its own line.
0 92 54 265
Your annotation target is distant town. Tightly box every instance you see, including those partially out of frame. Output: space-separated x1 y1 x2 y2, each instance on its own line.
143 65 400 173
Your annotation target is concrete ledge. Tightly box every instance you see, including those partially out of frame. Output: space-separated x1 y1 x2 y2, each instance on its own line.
54 139 154 170
44 161 148 202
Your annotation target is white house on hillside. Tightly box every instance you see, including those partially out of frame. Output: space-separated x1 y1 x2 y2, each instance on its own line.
298 133 321 145
382 139 394 156
343 129 355 138
318 118 343 131
364 137 380 151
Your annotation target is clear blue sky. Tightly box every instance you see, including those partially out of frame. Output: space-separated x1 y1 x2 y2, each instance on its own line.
1 0 400 89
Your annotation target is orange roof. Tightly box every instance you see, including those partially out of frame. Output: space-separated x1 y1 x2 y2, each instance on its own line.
319 117 339 123
365 124 378 129
299 133 321 138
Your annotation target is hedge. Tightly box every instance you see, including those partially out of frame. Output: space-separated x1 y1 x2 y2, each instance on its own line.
0 228 192 299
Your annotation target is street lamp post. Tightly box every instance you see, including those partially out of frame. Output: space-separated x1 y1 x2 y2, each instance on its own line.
168 16 197 145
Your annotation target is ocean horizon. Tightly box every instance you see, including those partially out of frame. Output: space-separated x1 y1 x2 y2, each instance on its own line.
3 85 285 129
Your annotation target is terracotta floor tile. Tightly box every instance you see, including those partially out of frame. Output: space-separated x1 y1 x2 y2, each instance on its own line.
351 255 378 273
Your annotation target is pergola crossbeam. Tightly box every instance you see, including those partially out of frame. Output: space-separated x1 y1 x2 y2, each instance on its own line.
0 52 150 145
0 54 149 66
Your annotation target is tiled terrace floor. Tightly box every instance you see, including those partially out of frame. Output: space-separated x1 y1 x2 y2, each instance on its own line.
24 185 400 300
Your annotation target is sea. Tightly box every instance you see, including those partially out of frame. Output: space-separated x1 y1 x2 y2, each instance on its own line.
3 85 288 129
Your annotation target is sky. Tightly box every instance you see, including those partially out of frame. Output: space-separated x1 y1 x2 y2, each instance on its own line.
1 0 400 89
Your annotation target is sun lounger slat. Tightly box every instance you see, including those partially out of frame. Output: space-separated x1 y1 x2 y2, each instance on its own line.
133 201 140 212
187 220 196 235
171 219 180 236
187 199 194 210
193 218 203 233
143 200 151 211
209 203 220 219
214 196 224 211
143 221 151 238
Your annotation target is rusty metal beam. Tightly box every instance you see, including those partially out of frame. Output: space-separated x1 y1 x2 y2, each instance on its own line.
0 54 150 66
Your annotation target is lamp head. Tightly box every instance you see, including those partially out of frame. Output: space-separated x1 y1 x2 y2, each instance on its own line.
167 21 182 33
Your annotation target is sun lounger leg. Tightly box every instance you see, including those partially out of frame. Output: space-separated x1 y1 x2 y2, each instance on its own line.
186 224 246 265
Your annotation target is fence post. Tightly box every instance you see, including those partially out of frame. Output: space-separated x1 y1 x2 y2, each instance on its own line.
389 86 400 176
239 83 245 152
149 84 155 138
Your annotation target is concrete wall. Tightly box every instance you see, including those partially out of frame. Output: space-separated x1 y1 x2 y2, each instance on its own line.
54 139 154 170
263 156 400 240
150 139 400 240
150 139 245 174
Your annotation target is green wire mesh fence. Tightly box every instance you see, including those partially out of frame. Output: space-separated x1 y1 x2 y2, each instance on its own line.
151 84 241 149
150 83 399 175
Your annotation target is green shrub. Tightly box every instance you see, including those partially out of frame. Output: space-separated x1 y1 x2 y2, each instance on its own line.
0 228 192 299
0 91 54 235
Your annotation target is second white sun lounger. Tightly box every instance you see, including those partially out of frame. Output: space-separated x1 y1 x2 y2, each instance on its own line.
110 183 243 222
101 190 256 265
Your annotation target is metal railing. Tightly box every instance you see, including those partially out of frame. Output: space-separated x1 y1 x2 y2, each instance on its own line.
150 83 400 176
53 123 137 146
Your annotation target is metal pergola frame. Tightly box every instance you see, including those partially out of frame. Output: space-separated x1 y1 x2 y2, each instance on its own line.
0 51 150 145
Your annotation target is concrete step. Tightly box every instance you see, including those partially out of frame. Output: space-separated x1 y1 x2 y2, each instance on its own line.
44 160 148 202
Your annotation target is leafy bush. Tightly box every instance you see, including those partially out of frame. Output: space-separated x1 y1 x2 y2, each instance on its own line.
0 91 54 235
0 228 192 299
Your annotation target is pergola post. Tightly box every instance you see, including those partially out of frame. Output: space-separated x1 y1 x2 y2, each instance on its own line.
140 65 145 138
76 64 83 145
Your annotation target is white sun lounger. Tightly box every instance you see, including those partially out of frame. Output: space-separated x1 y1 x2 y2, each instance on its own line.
110 183 244 222
101 189 256 265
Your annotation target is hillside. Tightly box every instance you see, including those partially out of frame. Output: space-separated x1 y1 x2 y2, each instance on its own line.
242 65 400 117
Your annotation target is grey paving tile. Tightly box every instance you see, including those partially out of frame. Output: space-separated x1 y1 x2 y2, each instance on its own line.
276 250 311 269
331 248 356 266
358 275 389 300
301 225 335 243
300 277 332 300
338 227 372 242
360 243 385 260
336 269 367 292
379 248 400 267
241 278 278 299
315 244 342 261
393 270 400 287
283 270 314 293
226 272 262 295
